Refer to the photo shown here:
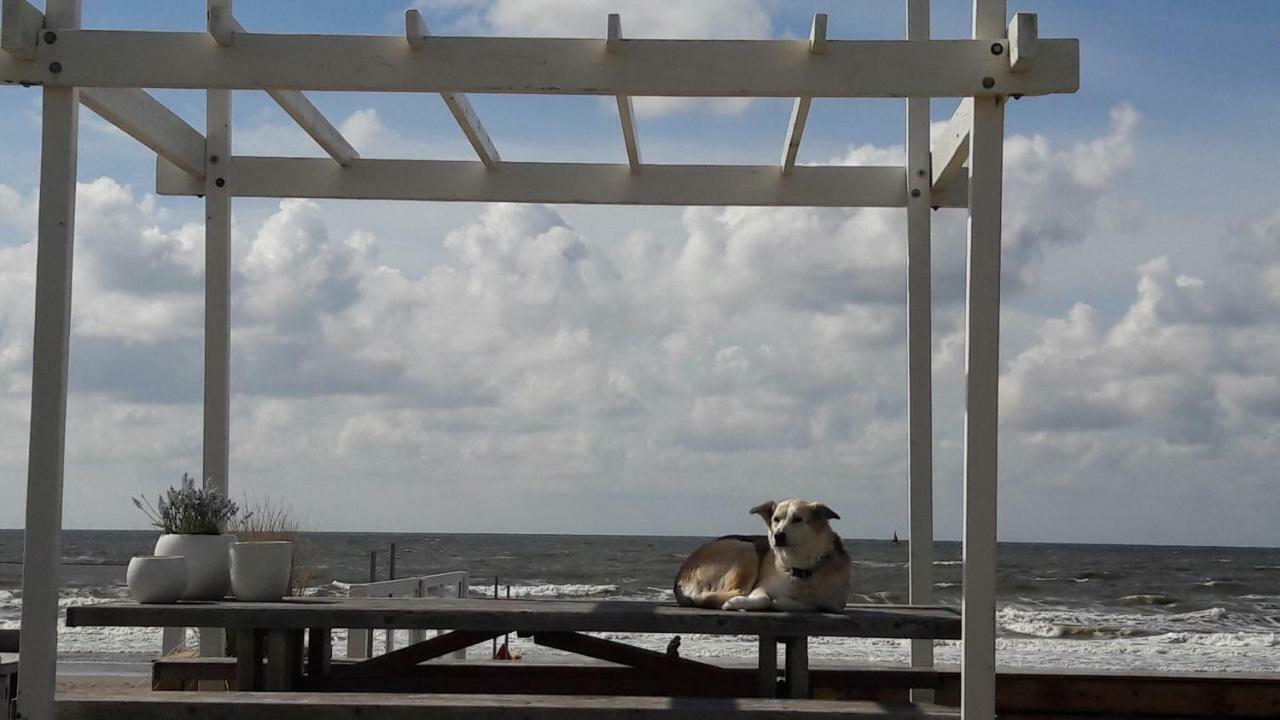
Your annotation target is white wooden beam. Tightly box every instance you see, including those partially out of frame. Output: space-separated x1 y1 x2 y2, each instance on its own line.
1 0 42 60
809 12 828 55
963 0 1006 713
1 32 1081 98
209 11 358 166
905 0 934 704
607 14 641 174
18 2 79 717
207 3 235 47
80 88 206 177
203 90 232 498
405 9 500 170
157 155 969 208
780 98 811 177
780 14 826 176
931 98 972 192
1008 13 1037 73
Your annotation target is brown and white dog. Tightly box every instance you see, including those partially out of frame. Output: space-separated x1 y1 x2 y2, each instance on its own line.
673 499 850 613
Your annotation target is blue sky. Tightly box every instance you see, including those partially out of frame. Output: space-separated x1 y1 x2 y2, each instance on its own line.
1 1 1279 545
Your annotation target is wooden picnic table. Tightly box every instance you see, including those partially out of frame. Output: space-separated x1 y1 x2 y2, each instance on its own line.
66 598 960 699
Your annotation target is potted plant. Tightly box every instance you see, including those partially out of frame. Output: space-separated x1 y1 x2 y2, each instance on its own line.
133 474 240 600
227 497 302 601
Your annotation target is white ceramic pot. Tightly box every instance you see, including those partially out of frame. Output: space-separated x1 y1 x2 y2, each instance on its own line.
154 533 236 600
126 556 188 604
230 541 293 602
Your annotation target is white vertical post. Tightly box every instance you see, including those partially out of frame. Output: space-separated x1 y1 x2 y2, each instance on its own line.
905 0 934 702
17 2 81 717
201 0 233 661
203 1 232 501
962 1 1006 719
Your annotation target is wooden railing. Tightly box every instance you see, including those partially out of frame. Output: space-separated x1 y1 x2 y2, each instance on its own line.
345 571 470 660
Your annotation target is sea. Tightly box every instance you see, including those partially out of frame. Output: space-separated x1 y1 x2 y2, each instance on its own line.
2 530 1278 672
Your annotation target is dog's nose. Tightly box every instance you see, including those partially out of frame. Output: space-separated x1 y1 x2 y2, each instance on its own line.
774 531 788 547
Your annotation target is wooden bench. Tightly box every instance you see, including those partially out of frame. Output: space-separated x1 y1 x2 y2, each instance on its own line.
57 692 957 719
69 598 959 699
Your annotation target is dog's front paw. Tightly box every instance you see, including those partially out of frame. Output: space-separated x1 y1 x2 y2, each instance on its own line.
722 596 752 611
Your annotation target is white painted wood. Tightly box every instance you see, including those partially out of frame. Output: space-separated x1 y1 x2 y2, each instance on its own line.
607 15 641 173
1009 13 1038 73
905 0 934 705
212 12 358 166
606 13 622 53
404 10 499 170
17 5 79 720
80 87 206 177
615 95 642 174
202 60 232 499
962 1 1007 716
1 0 42 60
809 13 828 55
156 156 970 208
931 98 972 192
780 97 812 177
207 4 235 47
0 32 1081 98
405 8 427 50
265 87 360 166
781 15 827 176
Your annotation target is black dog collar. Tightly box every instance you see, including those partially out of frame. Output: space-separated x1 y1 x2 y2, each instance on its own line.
785 554 830 579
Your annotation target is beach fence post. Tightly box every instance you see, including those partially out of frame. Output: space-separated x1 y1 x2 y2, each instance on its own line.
905 0 936 704
961 1 1007 719
15 2 82 718
389 543 396 580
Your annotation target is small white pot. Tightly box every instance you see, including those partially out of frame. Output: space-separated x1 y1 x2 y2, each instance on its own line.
127 556 188 604
230 541 293 602
154 533 236 600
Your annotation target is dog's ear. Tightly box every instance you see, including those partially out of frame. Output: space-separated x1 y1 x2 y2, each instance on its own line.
749 501 776 522
813 504 840 521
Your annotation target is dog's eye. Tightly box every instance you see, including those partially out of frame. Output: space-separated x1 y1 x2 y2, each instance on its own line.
794 516 805 523
773 516 782 523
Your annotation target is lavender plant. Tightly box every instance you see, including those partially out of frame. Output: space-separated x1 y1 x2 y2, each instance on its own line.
133 473 241 535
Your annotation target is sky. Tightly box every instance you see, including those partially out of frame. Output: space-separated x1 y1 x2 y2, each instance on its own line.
1 1 1279 545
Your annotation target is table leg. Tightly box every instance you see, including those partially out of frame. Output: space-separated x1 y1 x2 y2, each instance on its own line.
784 636 809 698
307 627 332 686
235 630 263 691
266 629 304 691
758 635 777 698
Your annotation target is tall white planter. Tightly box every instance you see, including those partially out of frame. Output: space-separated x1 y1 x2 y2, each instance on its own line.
154 534 236 600
230 541 293 601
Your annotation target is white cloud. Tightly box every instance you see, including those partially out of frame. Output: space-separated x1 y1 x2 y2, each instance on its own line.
4 103 1277 543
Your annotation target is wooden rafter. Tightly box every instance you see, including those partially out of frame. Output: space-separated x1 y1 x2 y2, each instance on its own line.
405 10 500 170
780 14 826 176
607 14 641 174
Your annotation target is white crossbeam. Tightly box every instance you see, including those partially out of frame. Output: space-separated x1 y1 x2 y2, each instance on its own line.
931 98 972 192
607 14 641 174
1008 13 1037 73
1 0 42 60
1 32 1080 98
405 10 500 170
157 155 969 208
208 12 358 166
80 88 206 177
780 14 826 176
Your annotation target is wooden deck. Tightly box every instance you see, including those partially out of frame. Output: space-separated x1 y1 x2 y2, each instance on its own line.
56 692 958 720
66 598 960 639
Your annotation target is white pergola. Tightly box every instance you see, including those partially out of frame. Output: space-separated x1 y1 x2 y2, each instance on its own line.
1 1 1077 718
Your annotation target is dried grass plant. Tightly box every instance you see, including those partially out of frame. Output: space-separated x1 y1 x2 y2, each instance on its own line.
228 496 316 597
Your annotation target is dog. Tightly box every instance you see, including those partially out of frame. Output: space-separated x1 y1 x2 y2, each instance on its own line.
673 499 850 613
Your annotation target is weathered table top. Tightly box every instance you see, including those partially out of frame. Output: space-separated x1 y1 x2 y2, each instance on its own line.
66 598 960 639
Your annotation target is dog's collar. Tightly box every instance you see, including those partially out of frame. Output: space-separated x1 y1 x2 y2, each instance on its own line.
784 553 831 580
